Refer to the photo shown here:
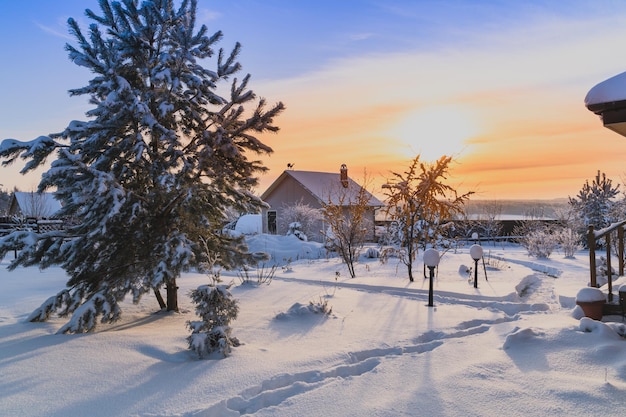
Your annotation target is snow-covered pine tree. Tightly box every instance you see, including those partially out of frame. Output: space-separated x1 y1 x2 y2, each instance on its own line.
187 283 240 358
569 170 620 231
0 0 284 333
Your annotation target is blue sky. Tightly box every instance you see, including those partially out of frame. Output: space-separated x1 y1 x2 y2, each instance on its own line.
3 1 626 199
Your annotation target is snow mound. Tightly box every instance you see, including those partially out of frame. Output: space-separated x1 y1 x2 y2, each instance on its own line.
579 317 626 340
275 302 331 320
235 214 262 235
515 275 541 297
245 234 325 265
503 327 545 350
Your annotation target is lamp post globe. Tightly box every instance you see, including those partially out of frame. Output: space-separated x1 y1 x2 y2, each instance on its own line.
470 244 483 288
423 248 440 307
424 248 440 268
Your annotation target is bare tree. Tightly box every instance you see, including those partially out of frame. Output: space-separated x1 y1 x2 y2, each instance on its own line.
383 155 472 281
322 172 374 278
22 191 54 218
477 200 503 245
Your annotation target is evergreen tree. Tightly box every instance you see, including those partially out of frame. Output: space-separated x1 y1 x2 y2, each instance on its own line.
0 188 9 215
0 0 284 333
187 283 240 358
569 170 620 230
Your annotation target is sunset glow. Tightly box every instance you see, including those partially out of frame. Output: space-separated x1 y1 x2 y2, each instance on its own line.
3 1 626 200
386 105 481 162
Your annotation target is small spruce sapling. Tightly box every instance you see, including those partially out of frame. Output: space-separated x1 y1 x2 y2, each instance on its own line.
187 284 240 358
187 246 240 358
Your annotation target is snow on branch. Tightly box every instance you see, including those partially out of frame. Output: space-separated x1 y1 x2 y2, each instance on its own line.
0 136 61 173
57 290 121 334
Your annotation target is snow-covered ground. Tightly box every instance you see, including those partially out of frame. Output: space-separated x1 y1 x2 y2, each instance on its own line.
2 234 626 416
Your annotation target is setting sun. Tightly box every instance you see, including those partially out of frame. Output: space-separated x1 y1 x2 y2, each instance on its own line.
386 105 481 161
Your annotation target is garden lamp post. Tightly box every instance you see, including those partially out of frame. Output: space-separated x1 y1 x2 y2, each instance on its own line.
470 244 483 289
423 248 440 307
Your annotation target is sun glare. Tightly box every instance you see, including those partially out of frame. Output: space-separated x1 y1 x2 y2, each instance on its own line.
387 105 481 162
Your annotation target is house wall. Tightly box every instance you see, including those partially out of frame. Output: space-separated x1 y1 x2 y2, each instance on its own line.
262 176 326 242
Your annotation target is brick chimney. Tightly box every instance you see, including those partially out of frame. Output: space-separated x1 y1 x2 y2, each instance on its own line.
340 164 348 188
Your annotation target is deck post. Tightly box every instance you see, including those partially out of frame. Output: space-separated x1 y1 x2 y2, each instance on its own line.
588 226 597 287
619 226 624 276
606 233 613 302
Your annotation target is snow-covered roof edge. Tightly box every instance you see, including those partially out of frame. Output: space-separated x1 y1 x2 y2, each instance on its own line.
585 71 626 108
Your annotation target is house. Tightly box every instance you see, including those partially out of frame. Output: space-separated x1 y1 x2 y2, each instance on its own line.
260 165 384 242
9 191 62 218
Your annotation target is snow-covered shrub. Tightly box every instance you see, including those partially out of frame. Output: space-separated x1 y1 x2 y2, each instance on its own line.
377 221 402 246
520 229 557 259
281 202 323 241
557 228 581 258
275 299 332 319
187 284 240 358
365 247 380 258
287 221 308 241
309 297 333 315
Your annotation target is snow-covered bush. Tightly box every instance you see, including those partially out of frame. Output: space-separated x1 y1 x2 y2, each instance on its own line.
287 221 308 241
557 228 581 258
275 299 333 319
187 284 240 358
365 247 380 258
281 202 323 241
308 297 333 315
520 229 557 259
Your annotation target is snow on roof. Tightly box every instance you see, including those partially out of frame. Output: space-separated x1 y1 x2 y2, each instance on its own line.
265 170 384 207
585 71 626 106
12 192 62 218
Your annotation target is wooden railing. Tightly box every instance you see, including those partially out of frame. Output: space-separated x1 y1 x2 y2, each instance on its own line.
587 220 626 302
